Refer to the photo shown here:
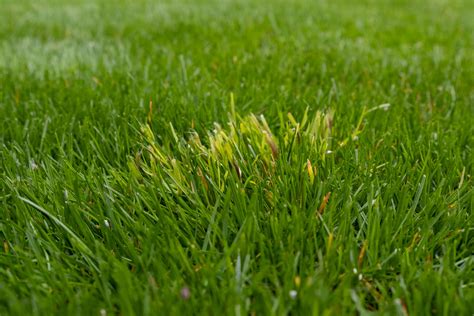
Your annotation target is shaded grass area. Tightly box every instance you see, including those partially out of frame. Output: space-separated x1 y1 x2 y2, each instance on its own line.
1 0 473 314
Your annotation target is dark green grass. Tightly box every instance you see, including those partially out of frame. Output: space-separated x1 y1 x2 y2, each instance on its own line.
1 0 473 315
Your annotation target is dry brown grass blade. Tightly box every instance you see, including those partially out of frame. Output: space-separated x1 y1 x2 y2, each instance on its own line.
318 192 331 215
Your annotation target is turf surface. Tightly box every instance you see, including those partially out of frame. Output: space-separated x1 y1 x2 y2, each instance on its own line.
1 0 473 314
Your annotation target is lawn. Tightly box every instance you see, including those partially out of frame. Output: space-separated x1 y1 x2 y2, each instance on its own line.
0 0 473 314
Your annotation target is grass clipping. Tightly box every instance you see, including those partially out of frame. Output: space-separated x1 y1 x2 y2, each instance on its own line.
130 108 334 206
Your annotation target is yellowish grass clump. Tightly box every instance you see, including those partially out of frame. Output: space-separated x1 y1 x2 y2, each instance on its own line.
130 103 334 204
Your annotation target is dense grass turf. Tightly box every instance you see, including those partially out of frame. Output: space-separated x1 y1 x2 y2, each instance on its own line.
1 0 473 314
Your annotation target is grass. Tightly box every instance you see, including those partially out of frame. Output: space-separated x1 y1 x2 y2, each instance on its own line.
1 0 473 314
